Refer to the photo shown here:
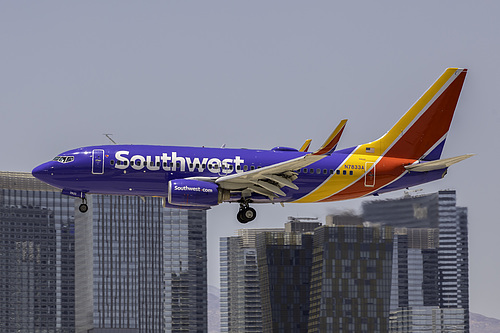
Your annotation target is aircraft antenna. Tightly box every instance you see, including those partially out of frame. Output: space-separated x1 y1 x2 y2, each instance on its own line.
104 134 117 145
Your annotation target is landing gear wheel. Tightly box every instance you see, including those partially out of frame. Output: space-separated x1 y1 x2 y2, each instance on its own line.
79 203 88 213
237 210 247 223
237 207 256 224
79 197 88 213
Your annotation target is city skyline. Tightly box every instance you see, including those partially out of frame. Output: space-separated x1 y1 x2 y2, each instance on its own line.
0 171 487 332
219 191 470 332
0 171 208 332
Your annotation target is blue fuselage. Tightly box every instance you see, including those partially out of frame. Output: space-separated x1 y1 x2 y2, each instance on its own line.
32 144 446 204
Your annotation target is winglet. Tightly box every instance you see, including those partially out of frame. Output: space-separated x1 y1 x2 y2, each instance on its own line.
299 139 312 152
312 119 348 155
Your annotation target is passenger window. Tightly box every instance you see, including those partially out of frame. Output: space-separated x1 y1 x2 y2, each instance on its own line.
303 168 308 174
336 170 340 175
237 165 241 171
323 169 327 174
317 168 321 174
310 168 314 174
349 171 353 175
343 170 346 175
110 160 115 165
329 169 333 174
250 166 255 171
244 165 249 171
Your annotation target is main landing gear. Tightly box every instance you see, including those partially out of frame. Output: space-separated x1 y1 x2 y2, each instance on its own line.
79 198 88 213
237 201 256 224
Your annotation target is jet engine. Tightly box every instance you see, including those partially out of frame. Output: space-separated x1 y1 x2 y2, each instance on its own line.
167 179 230 208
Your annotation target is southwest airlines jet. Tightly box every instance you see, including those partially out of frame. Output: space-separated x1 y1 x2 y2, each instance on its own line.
32 68 472 223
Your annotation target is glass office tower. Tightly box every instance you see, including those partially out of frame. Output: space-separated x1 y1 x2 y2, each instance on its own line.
0 171 75 333
256 231 314 333
307 223 394 333
220 228 283 333
0 172 207 333
76 196 208 333
220 218 320 333
362 190 470 332
163 208 207 333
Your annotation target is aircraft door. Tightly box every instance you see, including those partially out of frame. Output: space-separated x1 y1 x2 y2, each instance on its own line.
364 162 375 187
92 149 105 175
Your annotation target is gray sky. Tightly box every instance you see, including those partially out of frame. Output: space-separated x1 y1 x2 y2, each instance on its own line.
1 1 498 318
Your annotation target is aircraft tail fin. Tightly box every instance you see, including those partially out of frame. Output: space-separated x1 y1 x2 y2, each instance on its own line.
363 68 467 161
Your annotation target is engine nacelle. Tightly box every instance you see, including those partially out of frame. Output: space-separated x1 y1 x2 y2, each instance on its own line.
168 179 229 208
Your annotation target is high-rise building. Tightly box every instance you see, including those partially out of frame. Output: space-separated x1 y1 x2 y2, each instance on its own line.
220 217 321 333
307 223 394 333
0 171 208 333
220 228 283 333
0 171 75 332
76 196 208 333
164 208 207 333
220 191 469 333
362 190 470 332
225 218 321 333
256 230 314 333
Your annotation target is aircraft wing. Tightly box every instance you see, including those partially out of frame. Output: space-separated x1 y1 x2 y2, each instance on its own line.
215 119 347 199
404 154 474 172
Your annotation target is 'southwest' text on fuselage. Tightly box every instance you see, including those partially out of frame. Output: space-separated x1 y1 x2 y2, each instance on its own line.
114 150 245 174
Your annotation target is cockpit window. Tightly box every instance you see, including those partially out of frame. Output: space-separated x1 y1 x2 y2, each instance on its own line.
53 156 75 163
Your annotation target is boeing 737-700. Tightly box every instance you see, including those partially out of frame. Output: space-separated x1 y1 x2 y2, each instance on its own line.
32 68 472 223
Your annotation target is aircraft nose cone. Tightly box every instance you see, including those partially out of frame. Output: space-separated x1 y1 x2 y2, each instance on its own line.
32 162 53 183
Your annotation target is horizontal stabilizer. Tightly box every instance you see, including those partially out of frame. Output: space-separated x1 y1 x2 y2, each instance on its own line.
404 154 474 172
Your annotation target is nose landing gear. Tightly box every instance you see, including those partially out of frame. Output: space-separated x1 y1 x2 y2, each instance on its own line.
79 198 88 213
237 201 256 223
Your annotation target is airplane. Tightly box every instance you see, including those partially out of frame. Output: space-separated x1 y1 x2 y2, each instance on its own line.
32 68 472 223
